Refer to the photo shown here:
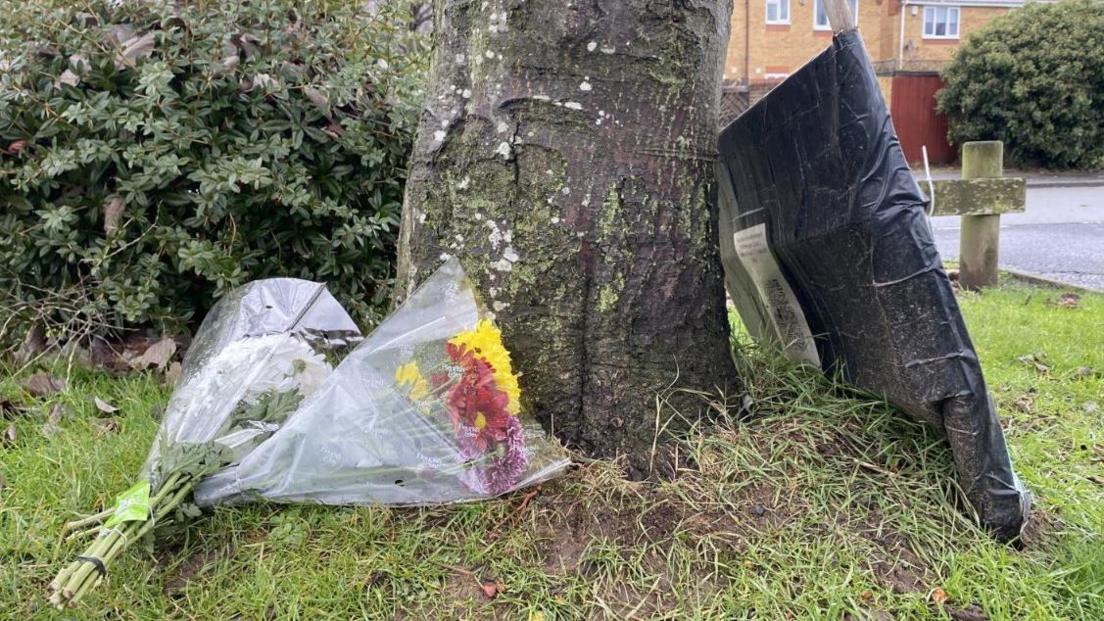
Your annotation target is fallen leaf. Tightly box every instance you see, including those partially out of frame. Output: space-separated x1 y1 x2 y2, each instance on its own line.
3 423 15 446
22 372 66 398
221 51 240 72
363 571 387 589
114 32 156 68
103 196 124 234
128 337 177 371
1057 293 1081 309
109 24 136 47
236 33 262 58
41 403 67 437
92 418 120 435
1011 393 1034 414
479 578 504 600
34 44 61 58
94 397 119 414
252 73 277 90
164 361 183 386
1088 476 1104 487
56 69 80 87
69 53 90 73
3 139 27 155
1016 354 1050 375
738 393 755 417
1071 366 1095 379
0 397 24 419
947 604 989 621
89 338 129 376
931 587 948 606
14 324 46 365
304 86 331 117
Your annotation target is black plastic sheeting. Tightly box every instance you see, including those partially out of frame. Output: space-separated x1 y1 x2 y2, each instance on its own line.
716 31 1030 541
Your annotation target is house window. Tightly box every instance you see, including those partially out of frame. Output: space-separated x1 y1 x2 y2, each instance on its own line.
923 6 960 39
766 0 790 24
814 0 858 30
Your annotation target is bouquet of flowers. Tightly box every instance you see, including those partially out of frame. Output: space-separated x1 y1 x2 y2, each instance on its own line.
49 279 360 608
196 258 571 506
50 261 569 608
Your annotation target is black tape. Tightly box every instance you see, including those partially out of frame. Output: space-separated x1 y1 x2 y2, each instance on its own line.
77 555 107 577
717 31 1030 541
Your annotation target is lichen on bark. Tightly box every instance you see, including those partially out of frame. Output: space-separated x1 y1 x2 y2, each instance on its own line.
397 0 739 476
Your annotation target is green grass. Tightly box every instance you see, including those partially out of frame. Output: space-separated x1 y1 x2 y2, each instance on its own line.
1 280 1102 619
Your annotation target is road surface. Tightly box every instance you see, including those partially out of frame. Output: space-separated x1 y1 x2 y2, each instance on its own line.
929 186 1104 291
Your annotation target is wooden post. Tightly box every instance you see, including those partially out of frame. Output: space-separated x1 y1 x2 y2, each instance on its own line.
824 0 858 32
959 141 1004 290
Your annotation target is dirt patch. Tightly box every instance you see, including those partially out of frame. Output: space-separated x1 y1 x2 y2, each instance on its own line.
540 520 587 576
437 568 487 603
162 542 236 596
860 517 933 595
733 481 798 529
1016 506 1064 550
870 558 926 594
527 473 698 578
945 603 989 621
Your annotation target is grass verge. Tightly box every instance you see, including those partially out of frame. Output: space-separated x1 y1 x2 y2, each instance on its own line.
1 281 1101 619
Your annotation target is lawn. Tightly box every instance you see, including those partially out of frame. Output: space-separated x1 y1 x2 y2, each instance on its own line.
1 279 1101 620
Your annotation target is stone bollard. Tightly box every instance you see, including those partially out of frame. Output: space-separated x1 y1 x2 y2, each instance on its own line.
958 141 1004 290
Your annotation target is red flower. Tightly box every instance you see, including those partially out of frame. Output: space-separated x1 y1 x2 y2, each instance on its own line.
2 140 27 156
445 343 512 453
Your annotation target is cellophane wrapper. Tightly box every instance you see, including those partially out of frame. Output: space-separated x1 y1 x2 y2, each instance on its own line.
142 278 361 487
195 258 572 506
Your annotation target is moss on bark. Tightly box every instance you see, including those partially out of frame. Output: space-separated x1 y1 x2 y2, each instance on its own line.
397 0 740 476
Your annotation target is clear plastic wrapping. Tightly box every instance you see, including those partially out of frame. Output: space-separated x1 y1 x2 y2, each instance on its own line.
142 279 361 488
196 258 572 506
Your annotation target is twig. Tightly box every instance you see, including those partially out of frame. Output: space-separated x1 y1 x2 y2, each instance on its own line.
486 487 541 541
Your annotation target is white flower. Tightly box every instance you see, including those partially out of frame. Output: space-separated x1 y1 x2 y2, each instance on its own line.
218 334 331 403
159 334 332 446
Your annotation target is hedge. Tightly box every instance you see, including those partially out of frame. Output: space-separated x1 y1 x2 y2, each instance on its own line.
0 0 430 347
937 0 1104 169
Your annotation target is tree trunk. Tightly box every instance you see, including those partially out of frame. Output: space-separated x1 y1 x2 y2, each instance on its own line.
396 0 738 476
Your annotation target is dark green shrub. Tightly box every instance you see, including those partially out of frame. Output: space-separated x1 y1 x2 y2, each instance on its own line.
0 0 429 346
936 0 1104 169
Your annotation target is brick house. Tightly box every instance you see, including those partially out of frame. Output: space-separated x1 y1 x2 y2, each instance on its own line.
721 0 1034 162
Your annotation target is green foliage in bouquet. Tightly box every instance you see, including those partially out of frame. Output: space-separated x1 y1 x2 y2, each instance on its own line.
936 0 1104 169
0 0 430 344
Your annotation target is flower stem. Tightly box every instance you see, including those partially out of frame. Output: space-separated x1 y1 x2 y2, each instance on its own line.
50 472 198 608
62 507 116 533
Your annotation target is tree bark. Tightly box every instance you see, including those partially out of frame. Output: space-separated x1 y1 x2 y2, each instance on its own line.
396 0 739 476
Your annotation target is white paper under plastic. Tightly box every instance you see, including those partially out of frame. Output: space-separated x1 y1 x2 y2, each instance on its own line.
196 259 572 506
732 224 820 366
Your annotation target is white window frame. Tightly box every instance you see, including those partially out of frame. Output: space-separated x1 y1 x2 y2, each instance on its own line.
814 0 858 31
922 6 960 39
766 0 790 24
